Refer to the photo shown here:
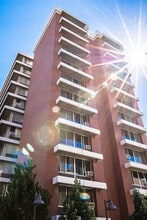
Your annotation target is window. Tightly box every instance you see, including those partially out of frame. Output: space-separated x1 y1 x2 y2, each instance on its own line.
0 161 15 176
121 129 138 141
18 87 28 97
118 113 134 123
131 171 147 187
59 156 91 176
75 134 82 148
61 90 72 99
74 112 80 123
15 99 25 109
125 148 143 163
58 185 93 207
60 129 90 149
60 156 74 173
4 143 18 159
13 112 23 124
60 108 89 125
20 76 29 85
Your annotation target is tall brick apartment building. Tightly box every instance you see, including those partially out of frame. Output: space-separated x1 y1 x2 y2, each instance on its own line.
1 9 147 220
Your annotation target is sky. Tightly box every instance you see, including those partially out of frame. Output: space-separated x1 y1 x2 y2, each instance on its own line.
0 0 147 127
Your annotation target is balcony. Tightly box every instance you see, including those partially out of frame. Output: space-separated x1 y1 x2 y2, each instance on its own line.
125 161 147 171
13 69 31 78
54 143 103 161
61 10 88 30
58 48 91 68
0 105 24 119
53 175 107 190
57 61 93 81
130 187 147 196
59 26 88 47
16 59 32 68
7 92 27 101
57 77 96 98
55 117 100 136
117 76 135 88
0 119 22 128
59 17 87 37
114 102 143 116
59 36 90 58
111 87 138 101
120 139 147 151
56 96 97 115
0 155 17 163
117 119 147 134
0 136 20 145
0 92 27 110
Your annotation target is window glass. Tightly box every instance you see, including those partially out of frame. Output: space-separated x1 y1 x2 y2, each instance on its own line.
67 132 74 146
76 159 83 175
66 157 74 173
75 134 82 148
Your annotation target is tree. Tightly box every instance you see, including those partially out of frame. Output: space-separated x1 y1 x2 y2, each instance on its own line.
59 178 94 220
130 190 147 220
0 162 51 220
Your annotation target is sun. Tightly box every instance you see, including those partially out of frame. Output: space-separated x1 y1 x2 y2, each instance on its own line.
127 50 147 66
124 47 147 70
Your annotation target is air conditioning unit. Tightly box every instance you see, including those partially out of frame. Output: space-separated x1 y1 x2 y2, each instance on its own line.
84 122 89 126
141 178 147 185
86 171 93 177
85 145 91 150
89 202 95 210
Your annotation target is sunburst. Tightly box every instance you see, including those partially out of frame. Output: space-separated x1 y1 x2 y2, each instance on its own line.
89 1 147 96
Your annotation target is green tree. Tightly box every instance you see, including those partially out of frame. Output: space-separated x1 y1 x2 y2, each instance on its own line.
0 162 51 220
130 190 147 220
59 178 94 220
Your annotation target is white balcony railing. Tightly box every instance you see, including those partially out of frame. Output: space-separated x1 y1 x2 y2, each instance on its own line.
53 175 107 190
56 96 97 115
57 61 93 80
59 36 90 55
57 77 96 98
59 26 89 45
58 48 92 67
54 143 103 161
114 102 143 116
125 161 147 171
117 119 147 134
55 117 100 136
111 87 138 100
120 139 147 151
59 17 87 34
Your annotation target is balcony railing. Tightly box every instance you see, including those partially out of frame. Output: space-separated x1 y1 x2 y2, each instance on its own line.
55 117 100 136
59 26 89 48
120 139 147 151
59 17 87 37
117 119 147 134
125 161 147 171
114 102 143 116
59 36 90 57
111 86 138 101
58 48 92 68
57 77 96 98
56 96 97 115
54 143 103 161
57 61 93 81
53 175 107 190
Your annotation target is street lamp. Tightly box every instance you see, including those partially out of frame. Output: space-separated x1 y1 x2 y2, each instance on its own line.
33 194 45 220
104 200 118 220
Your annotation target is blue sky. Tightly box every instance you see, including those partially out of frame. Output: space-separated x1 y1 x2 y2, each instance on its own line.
0 0 147 126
